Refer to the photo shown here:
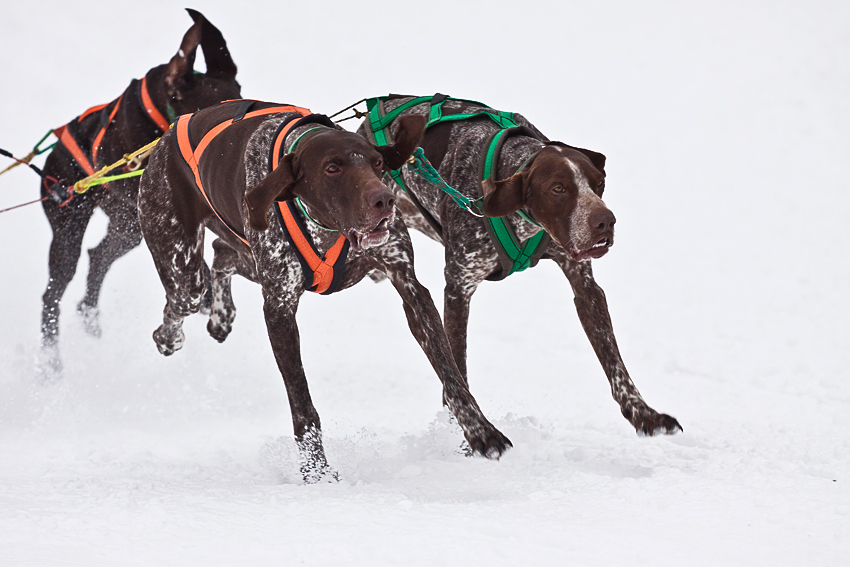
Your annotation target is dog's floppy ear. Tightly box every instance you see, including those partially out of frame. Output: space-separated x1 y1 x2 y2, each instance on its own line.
547 141 606 175
375 114 427 170
164 17 202 95
244 154 299 231
482 172 526 218
185 9 237 80
574 147 606 175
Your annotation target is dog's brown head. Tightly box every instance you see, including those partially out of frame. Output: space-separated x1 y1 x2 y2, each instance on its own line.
482 142 615 262
246 114 426 251
148 9 241 118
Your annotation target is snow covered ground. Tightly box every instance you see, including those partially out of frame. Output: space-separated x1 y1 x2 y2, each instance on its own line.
0 0 847 564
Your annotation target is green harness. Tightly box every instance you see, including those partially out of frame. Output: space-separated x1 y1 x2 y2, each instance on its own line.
363 94 551 280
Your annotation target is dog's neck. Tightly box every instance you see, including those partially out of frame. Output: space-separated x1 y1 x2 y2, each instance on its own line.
494 134 547 240
496 135 545 180
281 123 351 252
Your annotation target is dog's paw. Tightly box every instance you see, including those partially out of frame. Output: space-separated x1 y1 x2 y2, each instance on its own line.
76 302 101 338
301 463 340 484
206 318 232 343
152 325 184 356
296 426 338 483
630 407 683 436
465 422 512 460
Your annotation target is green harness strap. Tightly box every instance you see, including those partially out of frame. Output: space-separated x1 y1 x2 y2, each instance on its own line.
367 95 517 136
478 125 551 279
366 96 446 238
366 94 549 279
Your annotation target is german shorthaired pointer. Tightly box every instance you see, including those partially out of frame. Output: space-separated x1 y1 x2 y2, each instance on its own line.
137 100 511 482
39 9 241 376
359 95 682 436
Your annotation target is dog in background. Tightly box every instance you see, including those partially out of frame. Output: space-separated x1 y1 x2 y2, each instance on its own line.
39 9 241 376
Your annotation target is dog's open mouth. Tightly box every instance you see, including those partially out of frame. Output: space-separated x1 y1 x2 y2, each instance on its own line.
348 216 392 251
569 235 613 262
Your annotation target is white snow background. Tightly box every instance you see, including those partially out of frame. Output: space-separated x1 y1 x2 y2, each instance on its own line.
0 0 847 564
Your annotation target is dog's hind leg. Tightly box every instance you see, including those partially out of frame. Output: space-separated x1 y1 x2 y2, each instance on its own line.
147 226 206 356
558 257 683 436
77 205 142 337
146 220 206 356
40 188 97 375
200 261 213 314
440 222 498 384
206 238 243 343
442 267 484 386
137 155 206 357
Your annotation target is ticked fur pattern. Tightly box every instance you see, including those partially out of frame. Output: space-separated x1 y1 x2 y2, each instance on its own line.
138 110 511 482
359 98 681 436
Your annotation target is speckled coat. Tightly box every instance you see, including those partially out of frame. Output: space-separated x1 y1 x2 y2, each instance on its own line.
358 97 681 436
137 105 510 482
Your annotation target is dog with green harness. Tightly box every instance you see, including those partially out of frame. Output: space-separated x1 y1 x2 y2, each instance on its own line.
358 94 682 436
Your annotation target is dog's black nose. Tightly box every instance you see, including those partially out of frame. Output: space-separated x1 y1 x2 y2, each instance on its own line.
589 208 616 233
369 187 396 213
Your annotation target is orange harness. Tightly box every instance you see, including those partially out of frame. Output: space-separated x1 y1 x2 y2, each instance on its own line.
174 100 350 295
53 76 171 181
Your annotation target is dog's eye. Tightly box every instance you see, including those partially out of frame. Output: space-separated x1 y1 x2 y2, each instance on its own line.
325 164 341 175
552 185 565 194
374 158 383 169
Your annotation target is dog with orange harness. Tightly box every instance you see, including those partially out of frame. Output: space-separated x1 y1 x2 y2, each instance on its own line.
137 100 511 482
38 9 241 377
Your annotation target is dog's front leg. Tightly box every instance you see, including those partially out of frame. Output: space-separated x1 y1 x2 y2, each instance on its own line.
262 294 337 483
560 258 682 435
375 242 511 458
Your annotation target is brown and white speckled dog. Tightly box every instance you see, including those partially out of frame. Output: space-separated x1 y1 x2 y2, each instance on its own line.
137 101 511 482
358 96 682 436
39 10 241 376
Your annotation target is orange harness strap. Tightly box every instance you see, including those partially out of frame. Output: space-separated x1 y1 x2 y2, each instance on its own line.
175 113 250 246
55 76 170 189
268 114 350 295
175 102 349 295
277 201 348 294
139 77 170 132
56 125 95 176
55 96 123 177
91 94 124 166
78 102 110 123
174 103 311 247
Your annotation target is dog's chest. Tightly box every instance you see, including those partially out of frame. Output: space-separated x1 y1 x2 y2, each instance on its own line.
305 223 376 291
